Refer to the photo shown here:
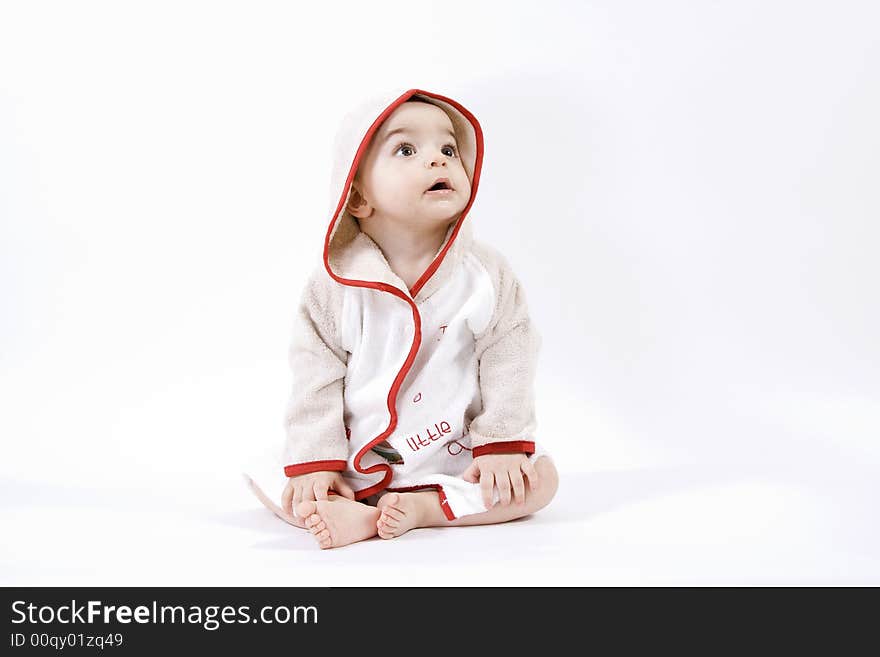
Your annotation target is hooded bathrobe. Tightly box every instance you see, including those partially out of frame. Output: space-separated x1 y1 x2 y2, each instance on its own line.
244 87 551 522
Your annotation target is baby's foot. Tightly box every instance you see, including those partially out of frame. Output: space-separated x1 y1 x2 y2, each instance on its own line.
376 492 434 539
294 497 380 549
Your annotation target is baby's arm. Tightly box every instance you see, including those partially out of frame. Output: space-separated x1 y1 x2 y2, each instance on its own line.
281 266 351 513
467 245 543 506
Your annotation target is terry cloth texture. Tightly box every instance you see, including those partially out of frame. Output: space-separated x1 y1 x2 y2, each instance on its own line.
243 87 552 521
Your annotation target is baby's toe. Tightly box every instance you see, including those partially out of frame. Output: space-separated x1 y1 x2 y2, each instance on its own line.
309 519 327 534
379 492 401 510
380 506 404 522
379 512 399 529
315 529 332 548
295 500 317 520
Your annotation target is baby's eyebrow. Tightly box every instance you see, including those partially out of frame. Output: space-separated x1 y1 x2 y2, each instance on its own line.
381 126 457 144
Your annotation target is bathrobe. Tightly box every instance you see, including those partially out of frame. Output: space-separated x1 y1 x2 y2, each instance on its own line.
244 87 551 521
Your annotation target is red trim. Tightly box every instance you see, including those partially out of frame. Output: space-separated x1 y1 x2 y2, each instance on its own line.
386 484 457 521
472 441 536 458
353 478 396 501
408 91 484 299
283 459 347 478
321 88 485 500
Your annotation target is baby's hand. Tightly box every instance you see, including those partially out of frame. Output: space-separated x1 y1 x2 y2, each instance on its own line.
282 471 355 517
462 453 539 509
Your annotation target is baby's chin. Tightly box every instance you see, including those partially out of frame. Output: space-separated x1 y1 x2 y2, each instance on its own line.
419 194 467 216
373 197 466 226
413 207 465 226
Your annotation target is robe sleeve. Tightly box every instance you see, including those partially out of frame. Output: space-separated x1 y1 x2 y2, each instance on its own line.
468 255 541 458
281 269 350 477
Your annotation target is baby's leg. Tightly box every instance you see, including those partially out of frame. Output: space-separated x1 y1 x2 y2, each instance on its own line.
376 456 558 538
295 495 381 549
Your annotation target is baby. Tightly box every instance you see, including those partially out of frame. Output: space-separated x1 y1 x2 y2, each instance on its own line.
245 87 558 548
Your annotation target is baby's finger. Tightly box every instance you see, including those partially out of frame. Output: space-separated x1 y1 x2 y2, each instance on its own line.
480 471 495 509
314 481 329 501
521 458 540 491
336 479 356 501
497 471 512 506
462 462 479 483
291 486 303 517
510 468 526 505
282 482 294 517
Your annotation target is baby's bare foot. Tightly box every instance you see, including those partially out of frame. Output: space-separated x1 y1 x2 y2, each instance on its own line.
376 491 435 539
294 497 380 549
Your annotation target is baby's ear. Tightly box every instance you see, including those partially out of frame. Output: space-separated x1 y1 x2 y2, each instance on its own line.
346 184 371 219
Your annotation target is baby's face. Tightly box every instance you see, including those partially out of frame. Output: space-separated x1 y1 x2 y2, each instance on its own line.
349 102 471 227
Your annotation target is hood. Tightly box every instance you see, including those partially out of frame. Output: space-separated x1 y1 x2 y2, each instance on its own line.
322 87 484 302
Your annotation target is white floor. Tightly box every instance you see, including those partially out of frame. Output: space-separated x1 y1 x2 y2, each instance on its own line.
3 457 877 587
2 345 878 587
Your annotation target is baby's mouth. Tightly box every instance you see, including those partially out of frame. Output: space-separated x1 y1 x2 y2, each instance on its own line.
425 177 453 192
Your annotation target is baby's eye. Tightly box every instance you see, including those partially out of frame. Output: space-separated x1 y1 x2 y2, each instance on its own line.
393 143 458 158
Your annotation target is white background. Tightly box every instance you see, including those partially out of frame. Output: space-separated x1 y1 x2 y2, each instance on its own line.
1 0 878 585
